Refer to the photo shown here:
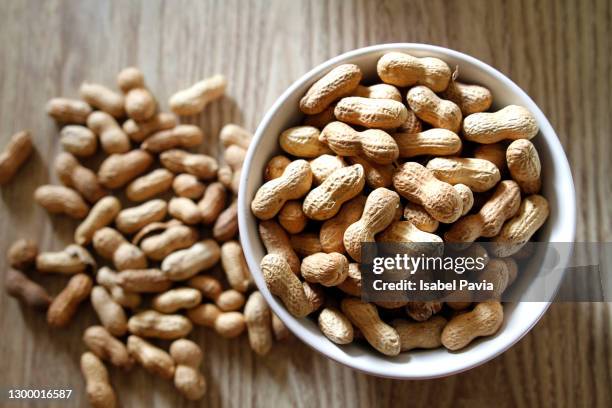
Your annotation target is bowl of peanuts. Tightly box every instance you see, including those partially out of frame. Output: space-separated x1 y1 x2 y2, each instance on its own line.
238 43 576 379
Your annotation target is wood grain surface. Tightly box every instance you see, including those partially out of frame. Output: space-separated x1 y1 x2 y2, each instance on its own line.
0 0 610 407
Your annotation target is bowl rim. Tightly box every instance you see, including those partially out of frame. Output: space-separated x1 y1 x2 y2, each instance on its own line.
238 43 576 379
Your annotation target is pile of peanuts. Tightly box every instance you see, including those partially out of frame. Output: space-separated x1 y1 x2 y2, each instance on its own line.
2 70 290 407
251 51 550 356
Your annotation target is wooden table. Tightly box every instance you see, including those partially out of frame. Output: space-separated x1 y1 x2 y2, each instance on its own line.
0 1 610 407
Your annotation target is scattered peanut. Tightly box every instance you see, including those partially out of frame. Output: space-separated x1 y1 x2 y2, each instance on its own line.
28 176 73 212
169 74 227 115
197 182 226 225
96 266 141 309
170 339 207 400
47 273 93 328
244 291 273 355
55 152 107 203
87 111 131 154
160 149 218 180
172 173 205 199
110 210 157 244
126 168 174 202
46 98 92 124
117 67 157 122
161 240 220 281
90 286 128 336
186 275 221 300
36 244 95 274
123 112 177 142
169 197 202 225
83 325 133 369
59 125 98 157
187 303 246 338
0 131 33 185
271 313 291 341
5 269 51 309
220 241 252 293
220 124 253 150
220 162 237 197
131 219 181 245
93 227 148 271
152 288 202 313
140 224 198 261
142 125 204 153
80 82 125 118
127 335 175 379
80 351 117 408
116 268 172 293
216 289 246 312
98 149 153 189
213 200 238 242
8 238 38 270
128 310 193 339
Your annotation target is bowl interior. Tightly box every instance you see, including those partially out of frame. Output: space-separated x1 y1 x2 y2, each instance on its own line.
238 43 576 379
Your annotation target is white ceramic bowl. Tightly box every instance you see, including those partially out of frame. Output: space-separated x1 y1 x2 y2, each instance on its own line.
238 43 576 379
